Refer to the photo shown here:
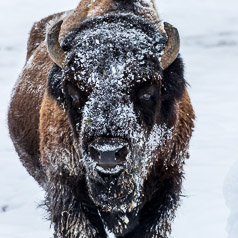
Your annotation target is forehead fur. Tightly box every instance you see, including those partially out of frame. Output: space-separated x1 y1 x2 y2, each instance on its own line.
62 13 165 51
62 13 166 85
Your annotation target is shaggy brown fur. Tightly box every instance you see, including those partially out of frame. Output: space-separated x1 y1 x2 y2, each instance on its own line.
8 11 66 185
8 0 164 186
8 0 195 237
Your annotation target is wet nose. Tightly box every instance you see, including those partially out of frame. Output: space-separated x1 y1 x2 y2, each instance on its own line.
88 138 129 170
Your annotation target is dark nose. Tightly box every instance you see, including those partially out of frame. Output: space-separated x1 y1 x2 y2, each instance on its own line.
88 138 129 170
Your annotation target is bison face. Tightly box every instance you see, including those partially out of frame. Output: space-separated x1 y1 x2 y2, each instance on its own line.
66 72 175 215
48 14 184 216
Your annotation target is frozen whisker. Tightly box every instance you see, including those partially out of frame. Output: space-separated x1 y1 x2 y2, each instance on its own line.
96 165 124 175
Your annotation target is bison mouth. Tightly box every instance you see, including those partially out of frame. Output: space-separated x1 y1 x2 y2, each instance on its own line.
87 171 137 212
83 137 139 211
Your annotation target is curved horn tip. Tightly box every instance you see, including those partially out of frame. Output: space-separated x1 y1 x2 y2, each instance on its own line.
47 20 66 68
160 22 180 70
48 20 64 34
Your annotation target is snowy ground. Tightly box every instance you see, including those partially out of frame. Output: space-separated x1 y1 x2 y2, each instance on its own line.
0 0 238 237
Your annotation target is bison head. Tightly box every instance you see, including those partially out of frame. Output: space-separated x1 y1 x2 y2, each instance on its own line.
46 13 186 234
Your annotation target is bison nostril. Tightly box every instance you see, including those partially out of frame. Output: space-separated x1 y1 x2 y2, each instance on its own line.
89 147 100 162
115 146 128 162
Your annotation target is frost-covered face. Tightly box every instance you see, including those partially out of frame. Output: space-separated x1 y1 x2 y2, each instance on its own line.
59 16 176 214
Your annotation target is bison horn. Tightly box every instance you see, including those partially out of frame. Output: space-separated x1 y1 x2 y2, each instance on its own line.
160 22 180 70
47 20 66 68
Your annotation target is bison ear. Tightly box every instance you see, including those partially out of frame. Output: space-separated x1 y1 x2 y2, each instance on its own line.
162 55 186 100
48 64 65 104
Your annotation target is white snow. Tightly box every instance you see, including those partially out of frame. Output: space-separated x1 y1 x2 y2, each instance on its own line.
0 0 238 238
224 161 238 238
155 1 238 238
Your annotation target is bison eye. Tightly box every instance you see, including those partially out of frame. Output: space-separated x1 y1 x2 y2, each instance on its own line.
70 93 80 106
141 93 152 101
134 84 160 127
66 83 81 108
137 85 158 104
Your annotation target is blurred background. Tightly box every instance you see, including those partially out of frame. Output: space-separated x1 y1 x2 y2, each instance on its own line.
0 0 237 237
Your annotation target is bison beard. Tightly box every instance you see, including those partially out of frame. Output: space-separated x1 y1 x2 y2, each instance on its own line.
8 2 195 237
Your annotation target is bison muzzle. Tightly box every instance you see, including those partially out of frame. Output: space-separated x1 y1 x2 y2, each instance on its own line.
8 0 195 237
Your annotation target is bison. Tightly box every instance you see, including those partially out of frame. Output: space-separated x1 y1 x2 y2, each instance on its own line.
8 0 195 237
